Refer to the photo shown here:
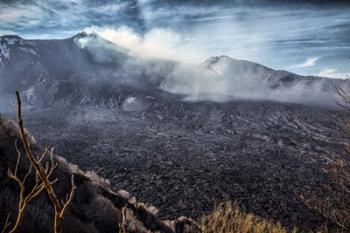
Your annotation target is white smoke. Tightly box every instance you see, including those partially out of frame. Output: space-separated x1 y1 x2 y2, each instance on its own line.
75 27 346 107
160 56 340 106
84 26 202 63
318 68 350 79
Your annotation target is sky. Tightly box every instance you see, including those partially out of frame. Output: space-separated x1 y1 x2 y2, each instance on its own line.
0 0 350 78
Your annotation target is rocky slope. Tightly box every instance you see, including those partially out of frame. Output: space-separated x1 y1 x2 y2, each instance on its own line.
3 94 342 232
0 117 197 233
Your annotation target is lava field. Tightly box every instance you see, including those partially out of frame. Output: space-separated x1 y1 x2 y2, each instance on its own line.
19 99 349 230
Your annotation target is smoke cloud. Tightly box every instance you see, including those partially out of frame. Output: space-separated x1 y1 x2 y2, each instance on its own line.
84 26 202 63
76 34 344 107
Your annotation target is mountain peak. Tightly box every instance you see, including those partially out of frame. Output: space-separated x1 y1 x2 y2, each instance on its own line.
0 35 24 46
72 31 98 40
0 35 23 40
203 55 232 67
203 55 275 75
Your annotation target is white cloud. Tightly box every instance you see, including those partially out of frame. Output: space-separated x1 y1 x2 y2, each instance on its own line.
84 26 201 63
0 0 127 37
94 3 123 14
0 3 44 28
291 56 320 68
318 68 350 79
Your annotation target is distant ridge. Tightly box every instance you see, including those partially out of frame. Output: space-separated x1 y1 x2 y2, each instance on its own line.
0 33 349 108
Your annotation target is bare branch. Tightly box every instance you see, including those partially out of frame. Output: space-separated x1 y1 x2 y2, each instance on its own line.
59 175 76 219
47 164 58 178
14 92 77 233
1 213 11 233
16 91 62 208
6 138 45 233
38 147 49 163
13 140 21 176
23 165 33 184
49 178 59 185
26 183 45 204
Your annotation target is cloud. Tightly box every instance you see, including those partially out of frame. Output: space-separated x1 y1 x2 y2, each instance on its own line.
0 0 143 37
318 68 350 79
291 56 320 68
84 26 202 63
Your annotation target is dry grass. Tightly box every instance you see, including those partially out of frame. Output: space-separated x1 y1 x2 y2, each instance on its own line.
297 86 350 231
199 202 297 233
300 160 350 231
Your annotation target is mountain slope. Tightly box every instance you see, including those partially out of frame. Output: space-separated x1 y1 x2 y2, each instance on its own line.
0 33 349 109
0 116 197 233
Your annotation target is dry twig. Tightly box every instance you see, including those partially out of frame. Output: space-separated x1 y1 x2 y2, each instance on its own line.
1 214 11 233
4 140 46 233
14 91 77 233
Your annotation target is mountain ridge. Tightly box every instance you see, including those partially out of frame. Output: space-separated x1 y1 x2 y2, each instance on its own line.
0 33 349 109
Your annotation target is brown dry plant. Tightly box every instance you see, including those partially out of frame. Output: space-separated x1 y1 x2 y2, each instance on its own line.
2 92 77 233
199 202 297 233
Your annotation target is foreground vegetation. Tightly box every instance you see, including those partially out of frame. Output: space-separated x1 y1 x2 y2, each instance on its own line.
199 202 296 233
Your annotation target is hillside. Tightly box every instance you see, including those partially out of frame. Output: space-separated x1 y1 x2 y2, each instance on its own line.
1 33 350 232
0 116 199 233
